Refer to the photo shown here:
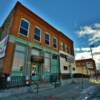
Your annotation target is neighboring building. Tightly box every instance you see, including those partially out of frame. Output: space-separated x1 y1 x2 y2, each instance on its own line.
59 34 76 79
0 2 75 85
75 59 96 77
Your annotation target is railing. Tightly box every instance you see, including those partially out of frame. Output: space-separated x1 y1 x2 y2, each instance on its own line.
0 73 61 90
0 76 25 89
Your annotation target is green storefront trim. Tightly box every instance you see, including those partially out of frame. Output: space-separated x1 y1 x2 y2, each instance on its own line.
11 71 23 76
9 34 60 81
9 34 59 55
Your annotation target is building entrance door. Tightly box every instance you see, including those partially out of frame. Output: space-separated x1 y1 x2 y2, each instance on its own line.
31 63 42 81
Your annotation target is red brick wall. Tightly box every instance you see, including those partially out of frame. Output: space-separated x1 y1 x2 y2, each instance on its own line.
2 2 74 74
3 42 15 75
10 2 74 53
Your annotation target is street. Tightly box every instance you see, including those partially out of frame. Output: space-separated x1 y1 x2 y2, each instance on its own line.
0 78 99 100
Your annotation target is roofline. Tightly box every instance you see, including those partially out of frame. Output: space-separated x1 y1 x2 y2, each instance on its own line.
75 58 95 62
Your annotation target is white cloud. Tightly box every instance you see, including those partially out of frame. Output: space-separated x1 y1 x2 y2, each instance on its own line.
92 45 100 53
94 23 100 28
75 46 100 70
76 23 100 45
75 51 91 60
75 48 81 52
81 47 90 51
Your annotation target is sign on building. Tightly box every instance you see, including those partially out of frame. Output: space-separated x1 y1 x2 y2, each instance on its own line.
66 55 74 63
0 35 8 58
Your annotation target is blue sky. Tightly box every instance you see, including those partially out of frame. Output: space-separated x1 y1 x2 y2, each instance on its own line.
0 0 100 69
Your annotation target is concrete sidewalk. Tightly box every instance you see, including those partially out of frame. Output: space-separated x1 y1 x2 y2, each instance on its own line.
0 78 95 100
0 82 54 98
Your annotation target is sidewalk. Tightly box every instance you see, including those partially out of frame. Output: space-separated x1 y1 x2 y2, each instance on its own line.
0 82 54 98
0 78 96 100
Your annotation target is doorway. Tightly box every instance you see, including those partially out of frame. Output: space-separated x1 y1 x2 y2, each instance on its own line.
31 63 43 81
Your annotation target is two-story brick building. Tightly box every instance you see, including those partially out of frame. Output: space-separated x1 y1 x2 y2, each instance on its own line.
0 2 75 85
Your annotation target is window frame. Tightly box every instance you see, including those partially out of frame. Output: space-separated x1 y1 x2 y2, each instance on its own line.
53 37 58 48
65 44 67 52
60 42 63 50
64 66 68 70
19 18 30 37
34 26 41 42
45 32 50 45
12 43 27 74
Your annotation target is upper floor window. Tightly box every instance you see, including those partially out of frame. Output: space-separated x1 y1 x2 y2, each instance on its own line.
19 19 29 36
53 37 57 48
65 44 67 52
63 44 66 51
60 42 63 50
34 27 41 41
67 47 70 54
45 33 50 45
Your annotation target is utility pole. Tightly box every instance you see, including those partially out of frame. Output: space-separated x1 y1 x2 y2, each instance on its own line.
90 45 97 80
90 46 94 59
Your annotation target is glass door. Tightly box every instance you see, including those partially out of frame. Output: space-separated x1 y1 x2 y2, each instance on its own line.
31 63 43 81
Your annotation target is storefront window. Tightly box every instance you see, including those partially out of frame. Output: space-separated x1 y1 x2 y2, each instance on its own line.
44 53 50 72
12 44 26 74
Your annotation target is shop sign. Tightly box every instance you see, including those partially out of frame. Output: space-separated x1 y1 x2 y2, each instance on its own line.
66 56 74 63
31 55 44 63
0 35 8 58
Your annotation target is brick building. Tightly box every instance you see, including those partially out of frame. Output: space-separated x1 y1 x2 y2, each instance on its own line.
0 2 75 85
75 59 96 77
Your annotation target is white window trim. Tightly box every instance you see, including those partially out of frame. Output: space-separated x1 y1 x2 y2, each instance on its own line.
34 26 42 42
53 36 58 48
18 18 30 37
45 32 50 45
